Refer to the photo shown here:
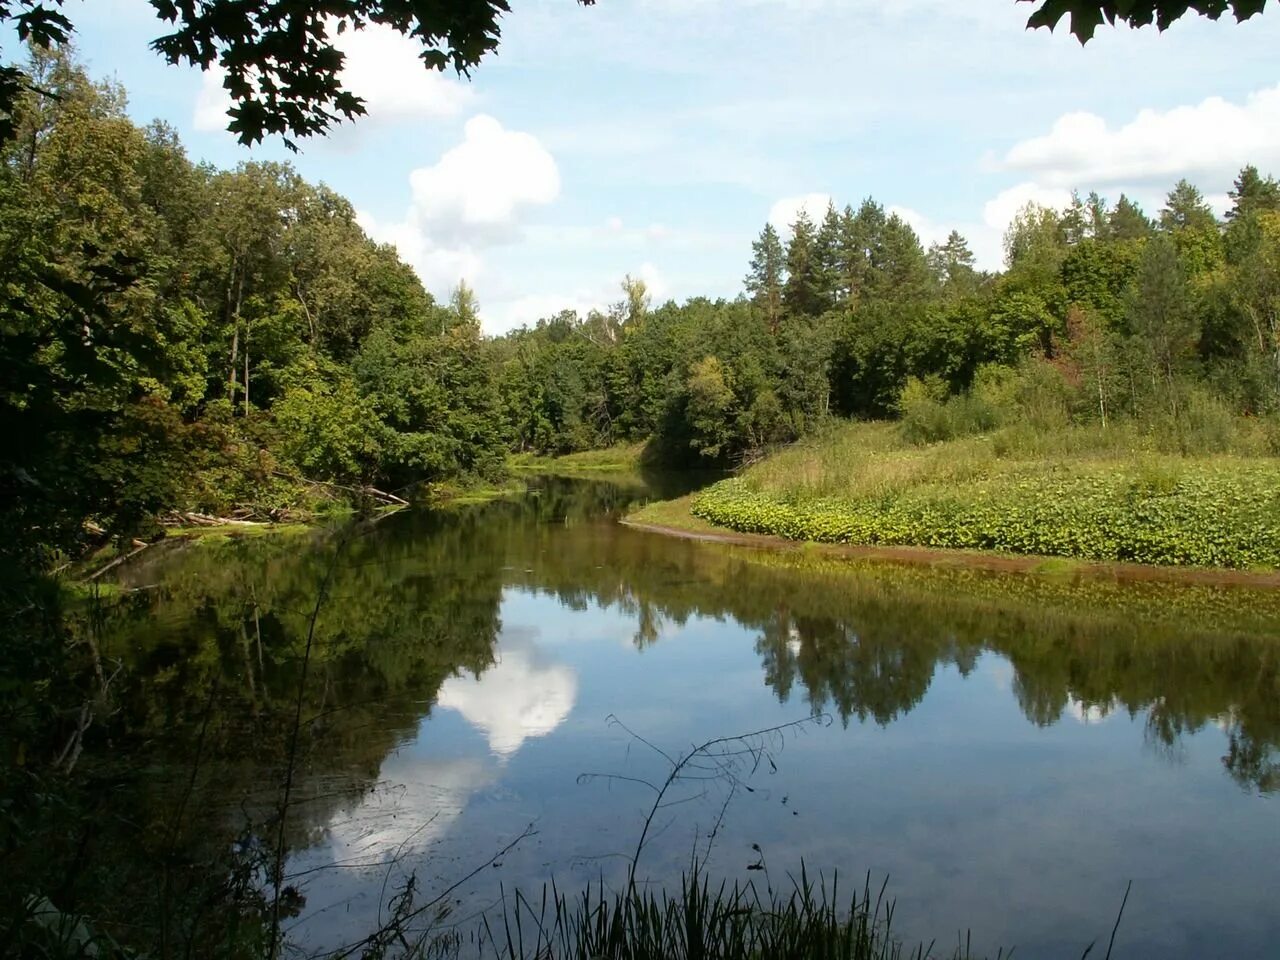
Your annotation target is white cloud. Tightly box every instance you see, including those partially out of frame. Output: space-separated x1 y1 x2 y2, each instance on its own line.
436 631 577 758
888 204 950 250
407 114 560 246
356 210 485 294
356 114 559 305
968 85 1280 272
767 193 833 234
1000 84 1280 189
193 22 472 133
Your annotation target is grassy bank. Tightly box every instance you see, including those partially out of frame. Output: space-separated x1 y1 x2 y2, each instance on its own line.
427 477 528 506
677 421 1280 570
509 442 648 476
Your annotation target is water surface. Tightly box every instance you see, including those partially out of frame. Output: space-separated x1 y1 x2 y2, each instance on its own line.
104 475 1280 958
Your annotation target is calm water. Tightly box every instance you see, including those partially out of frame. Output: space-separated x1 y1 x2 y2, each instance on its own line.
102 475 1280 958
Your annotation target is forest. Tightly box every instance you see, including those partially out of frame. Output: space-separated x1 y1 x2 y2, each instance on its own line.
5 46 1280 581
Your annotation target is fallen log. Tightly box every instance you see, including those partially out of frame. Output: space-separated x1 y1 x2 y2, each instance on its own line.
83 541 152 582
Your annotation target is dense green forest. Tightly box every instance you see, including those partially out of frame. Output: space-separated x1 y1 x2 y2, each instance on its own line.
1 49 508 579
501 173 1280 463
6 47 1280 579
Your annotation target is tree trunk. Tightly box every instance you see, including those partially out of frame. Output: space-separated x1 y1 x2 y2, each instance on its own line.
243 324 250 416
226 267 245 404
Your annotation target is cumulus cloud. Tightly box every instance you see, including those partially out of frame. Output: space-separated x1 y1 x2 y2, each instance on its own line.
767 193 833 234
193 22 472 133
1000 84 1280 189
407 115 560 246
436 631 578 758
968 85 1280 270
356 114 559 303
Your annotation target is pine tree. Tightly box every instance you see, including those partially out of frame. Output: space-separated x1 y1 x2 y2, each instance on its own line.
813 202 843 313
745 222 784 333
927 230 978 293
877 214 932 301
1061 190 1090 245
834 200 881 307
1226 165 1280 222
847 198 887 302
1086 192 1109 238
783 210 825 318
1160 179 1217 232
1108 195 1154 241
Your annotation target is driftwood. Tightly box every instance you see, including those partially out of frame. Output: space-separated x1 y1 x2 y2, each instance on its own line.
82 540 153 582
273 471 409 507
161 511 263 527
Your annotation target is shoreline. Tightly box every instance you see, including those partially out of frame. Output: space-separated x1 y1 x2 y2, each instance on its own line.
623 496 1280 590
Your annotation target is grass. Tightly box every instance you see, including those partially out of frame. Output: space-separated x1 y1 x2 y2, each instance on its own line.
682 420 1280 570
477 868 998 960
509 442 649 476
428 477 528 506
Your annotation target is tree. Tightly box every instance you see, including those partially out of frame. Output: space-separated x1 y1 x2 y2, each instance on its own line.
835 200 885 307
684 356 738 459
1226 165 1280 222
1022 0 1270 43
1161 179 1217 233
744 223 784 333
927 230 979 294
1230 211 1280 401
1160 179 1223 275
1003 203 1068 308
1108 194 1154 241
783 210 826 318
0 0 600 147
875 214 932 302
449 279 480 329
1127 234 1196 419
619 273 651 325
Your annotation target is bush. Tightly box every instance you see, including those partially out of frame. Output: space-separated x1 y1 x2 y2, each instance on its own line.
898 361 1070 447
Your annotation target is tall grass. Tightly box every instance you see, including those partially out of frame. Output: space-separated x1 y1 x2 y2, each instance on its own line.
482 867 993 960
691 402 1280 568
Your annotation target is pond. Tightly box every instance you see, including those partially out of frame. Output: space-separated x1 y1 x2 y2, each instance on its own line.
98 474 1280 959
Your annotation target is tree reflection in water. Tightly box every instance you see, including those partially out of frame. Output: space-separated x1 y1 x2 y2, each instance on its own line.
54 475 1280 953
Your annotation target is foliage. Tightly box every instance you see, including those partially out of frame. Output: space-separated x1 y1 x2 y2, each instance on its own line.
1021 0 1270 42
1 47 507 574
692 464 1280 569
0 0 600 148
689 411 1280 569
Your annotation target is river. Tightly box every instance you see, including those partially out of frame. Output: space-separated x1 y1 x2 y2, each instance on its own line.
99 474 1280 958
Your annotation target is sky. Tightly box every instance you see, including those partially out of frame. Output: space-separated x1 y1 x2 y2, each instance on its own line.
42 0 1280 333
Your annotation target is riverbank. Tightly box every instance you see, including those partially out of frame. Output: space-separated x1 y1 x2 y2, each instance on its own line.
508 442 648 476
626 420 1280 580
625 495 1280 589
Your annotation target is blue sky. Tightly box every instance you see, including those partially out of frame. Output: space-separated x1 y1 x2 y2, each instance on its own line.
49 0 1280 332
